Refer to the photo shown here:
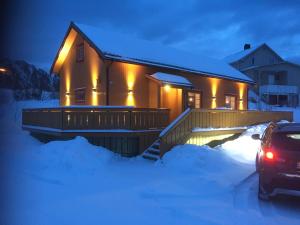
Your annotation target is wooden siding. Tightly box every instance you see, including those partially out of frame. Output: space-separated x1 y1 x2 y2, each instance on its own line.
58 30 250 118
159 109 293 156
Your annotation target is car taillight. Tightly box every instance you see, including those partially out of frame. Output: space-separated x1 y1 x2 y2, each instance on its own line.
265 151 274 160
262 147 275 161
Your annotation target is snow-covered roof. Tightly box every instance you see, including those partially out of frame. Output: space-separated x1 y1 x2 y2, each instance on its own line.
70 22 253 84
223 44 263 63
150 72 192 87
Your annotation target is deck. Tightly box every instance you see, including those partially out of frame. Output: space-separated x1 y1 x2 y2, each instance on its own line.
22 106 293 158
22 106 170 156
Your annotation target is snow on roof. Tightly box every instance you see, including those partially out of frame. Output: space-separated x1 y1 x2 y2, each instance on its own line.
150 72 192 87
72 22 253 84
223 44 263 63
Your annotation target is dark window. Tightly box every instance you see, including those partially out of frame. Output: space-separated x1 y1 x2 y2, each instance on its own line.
225 95 236 109
76 43 84 62
252 57 255 65
75 88 86 104
271 132 300 151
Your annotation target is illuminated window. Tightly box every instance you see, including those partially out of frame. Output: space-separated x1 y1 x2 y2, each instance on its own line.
187 92 201 109
225 95 236 110
76 43 84 62
74 87 86 104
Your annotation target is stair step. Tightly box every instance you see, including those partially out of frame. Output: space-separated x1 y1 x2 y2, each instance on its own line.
152 142 160 148
147 147 160 155
142 152 160 161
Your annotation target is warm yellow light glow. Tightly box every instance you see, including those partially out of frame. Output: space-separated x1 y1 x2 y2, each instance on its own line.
189 97 193 102
53 29 77 73
237 82 245 110
210 78 220 109
187 134 234 146
0 68 7 73
126 91 135 106
164 84 171 92
125 64 139 106
65 92 71 106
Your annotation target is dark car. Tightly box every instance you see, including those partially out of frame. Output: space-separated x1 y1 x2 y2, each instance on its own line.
252 122 300 200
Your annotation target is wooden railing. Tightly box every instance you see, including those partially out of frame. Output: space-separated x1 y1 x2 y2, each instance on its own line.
22 107 170 131
159 109 293 156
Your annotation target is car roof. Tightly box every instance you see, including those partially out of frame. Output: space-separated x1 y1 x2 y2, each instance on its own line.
274 123 300 133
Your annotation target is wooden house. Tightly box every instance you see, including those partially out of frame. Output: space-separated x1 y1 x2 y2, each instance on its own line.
22 22 293 159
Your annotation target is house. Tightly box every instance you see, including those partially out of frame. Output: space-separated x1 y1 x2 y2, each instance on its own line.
51 22 253 119
224 43 300 107
22 22 293 159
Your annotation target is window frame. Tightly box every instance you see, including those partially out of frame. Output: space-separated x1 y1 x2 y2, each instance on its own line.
74 87 86 104
224 94 237 110
76 42 84 62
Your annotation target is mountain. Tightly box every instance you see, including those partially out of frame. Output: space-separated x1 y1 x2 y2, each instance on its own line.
0 59 59 100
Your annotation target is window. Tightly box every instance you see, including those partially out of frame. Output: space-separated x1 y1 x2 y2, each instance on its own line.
74 88 86 104
76 43 84 62
187 92 201 109
251 57 255 65
225 95 236 110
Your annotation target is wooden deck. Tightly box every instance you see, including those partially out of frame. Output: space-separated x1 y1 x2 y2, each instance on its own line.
22 107 170 156
22 107 293 158
159 109 293 156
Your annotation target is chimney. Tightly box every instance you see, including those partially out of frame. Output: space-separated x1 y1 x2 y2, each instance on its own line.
244 44 251 50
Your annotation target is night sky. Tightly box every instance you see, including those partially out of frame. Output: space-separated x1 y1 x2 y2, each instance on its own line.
2 0 300 70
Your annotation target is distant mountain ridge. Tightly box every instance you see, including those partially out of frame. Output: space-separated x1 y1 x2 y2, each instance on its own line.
0 59 59 100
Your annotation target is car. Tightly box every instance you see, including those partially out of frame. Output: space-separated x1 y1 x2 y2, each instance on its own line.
252 122 300 200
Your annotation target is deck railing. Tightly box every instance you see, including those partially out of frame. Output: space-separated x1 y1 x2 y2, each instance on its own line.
22 107 170 131
159 109 293 156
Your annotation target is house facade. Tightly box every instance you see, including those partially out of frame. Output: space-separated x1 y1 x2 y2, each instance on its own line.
225 44 300 107
51 22 252 121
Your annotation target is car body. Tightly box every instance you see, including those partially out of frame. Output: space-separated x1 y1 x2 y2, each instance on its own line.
252 122 300 200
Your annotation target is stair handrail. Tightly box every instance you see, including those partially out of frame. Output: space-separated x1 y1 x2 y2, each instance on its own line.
159 108 191 138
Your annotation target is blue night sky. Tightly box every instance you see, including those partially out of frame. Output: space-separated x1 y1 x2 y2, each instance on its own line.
4 0 300 70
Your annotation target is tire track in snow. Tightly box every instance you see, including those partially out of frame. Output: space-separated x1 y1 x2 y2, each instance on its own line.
232 172 275 225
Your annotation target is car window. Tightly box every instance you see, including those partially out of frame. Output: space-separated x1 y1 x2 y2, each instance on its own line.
271 132 300 151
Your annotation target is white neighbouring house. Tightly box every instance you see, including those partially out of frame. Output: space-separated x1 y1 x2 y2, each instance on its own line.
224 43 300 107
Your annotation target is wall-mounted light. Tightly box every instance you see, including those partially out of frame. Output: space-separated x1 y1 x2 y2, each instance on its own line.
189 97 193 102
212 96 216 100
65 92 70 96
128 89 133 95
92 87 97 93
0 68 7 73
164 84 171 92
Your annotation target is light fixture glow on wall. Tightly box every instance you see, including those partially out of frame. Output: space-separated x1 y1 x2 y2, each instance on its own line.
164 84 171 92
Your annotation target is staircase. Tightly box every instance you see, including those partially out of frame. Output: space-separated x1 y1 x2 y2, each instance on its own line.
142 139 161 161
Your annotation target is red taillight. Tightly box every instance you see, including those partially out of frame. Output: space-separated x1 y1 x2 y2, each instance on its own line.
262 147 275 161
265 151 274 160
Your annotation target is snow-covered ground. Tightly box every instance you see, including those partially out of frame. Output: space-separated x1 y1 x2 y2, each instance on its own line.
1 93 300 225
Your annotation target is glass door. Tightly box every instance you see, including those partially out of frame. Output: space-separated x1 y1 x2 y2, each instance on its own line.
187 91 201 109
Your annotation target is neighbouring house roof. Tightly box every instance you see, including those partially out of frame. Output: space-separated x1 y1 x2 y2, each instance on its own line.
51 22 254 84
149 72 193 87
240 61 300 72
224 43 283 64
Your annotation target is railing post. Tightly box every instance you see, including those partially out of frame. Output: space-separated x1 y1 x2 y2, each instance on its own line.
61 108 64 130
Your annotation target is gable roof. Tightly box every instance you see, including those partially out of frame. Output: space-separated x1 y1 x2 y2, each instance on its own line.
51 22 254 84
224 43 283 64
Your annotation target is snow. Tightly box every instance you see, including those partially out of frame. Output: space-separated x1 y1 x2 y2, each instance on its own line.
73 23 253 84
150 72 192 87
193 126 247 132
223 44 263 63
1 93 300 225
